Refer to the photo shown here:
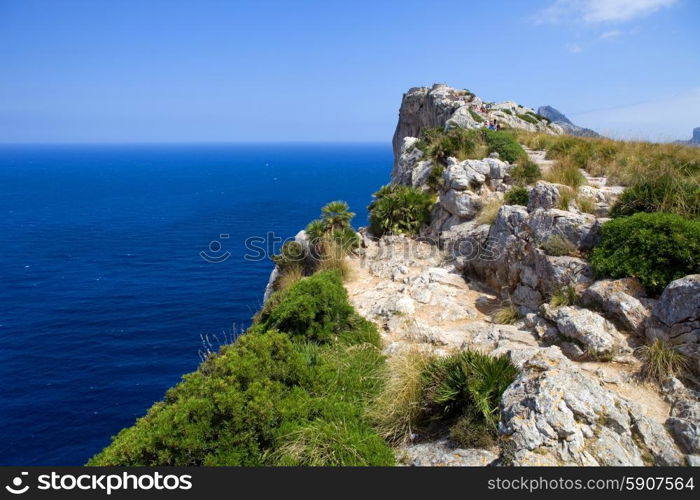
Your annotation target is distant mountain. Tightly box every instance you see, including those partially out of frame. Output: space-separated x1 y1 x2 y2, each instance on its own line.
675 127 700 147
537 105 601 138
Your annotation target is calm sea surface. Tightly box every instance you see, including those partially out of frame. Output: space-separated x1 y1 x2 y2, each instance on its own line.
0 143 391 465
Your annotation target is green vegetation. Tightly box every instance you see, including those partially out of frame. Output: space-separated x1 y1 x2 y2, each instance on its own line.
557 186 576 211
500 109 513 116
610 174 700 219
637 339 689 383
416 127 526 165
576 194 597 215
550 285 579 308
517 132 700 218
516 113 538 125
540 234 578 257
368 184 434 236
89 271 394 466
544 158 587 188
492 301 521 325
504 186 529 206
510 158 542 185
476 197 504 225
370 348 516 449
468 108 485 123
590 212 700 295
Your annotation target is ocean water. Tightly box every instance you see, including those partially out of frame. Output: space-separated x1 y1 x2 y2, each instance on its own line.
0 143 391 465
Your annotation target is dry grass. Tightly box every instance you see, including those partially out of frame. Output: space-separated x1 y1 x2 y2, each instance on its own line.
315 239 353 280
549 285 578 307
557 186 576 211
492 301 521 325
476 198 504 225
368 348 433 444
576 194 597 214
637 339 689 384
518 131 700 198
544 157 587 189
277 265 304 291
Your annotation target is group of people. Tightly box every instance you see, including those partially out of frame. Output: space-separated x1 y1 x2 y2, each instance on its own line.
485 120 501 131
471 104 501 131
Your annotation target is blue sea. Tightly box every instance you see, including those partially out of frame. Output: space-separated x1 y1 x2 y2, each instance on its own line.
0 143 391 465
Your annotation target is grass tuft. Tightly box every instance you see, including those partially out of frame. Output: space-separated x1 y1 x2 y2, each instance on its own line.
637 340 689 384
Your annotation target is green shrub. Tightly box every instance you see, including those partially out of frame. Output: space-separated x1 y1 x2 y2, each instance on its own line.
610 174 700 219
427 163 445 192
256 271 354 343
517 113 538 125
504 186 529 206
469 108 485 123
637 339 689 383
368 184 434 236
89 274 393 466
510 158 541 185
449 413 496 448
550 285 578 307
500 109 513 116
544 158 587 188
540 235 578 257
590 212 700 294
426 349 517 430
481 129 526 163
492 301 521 324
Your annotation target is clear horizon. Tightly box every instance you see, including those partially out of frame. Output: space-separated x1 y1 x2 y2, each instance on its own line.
1 0 698 143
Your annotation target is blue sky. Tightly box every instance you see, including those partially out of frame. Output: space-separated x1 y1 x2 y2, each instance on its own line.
0 0 698 142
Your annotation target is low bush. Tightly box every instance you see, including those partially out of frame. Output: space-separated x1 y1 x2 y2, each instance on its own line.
369 348 432 444
89 272 394 466
510 158 541 185
637 339 689 383
550 285 578 307
557 187 576 211
256 271 354 343
544 158 587 188
590 212 700 295
476 198 504 225
610 174 700 219
492 301 521 324
368 184 434 236
540 235 578 257
469 108 484 123
517 113 538 125
415 127 526 164
426 349 517 431
504 186 529 206
576 194 597 214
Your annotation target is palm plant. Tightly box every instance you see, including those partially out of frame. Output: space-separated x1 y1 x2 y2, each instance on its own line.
321 201 355 231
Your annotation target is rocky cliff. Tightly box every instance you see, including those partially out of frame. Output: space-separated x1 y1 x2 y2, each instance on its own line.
537 105 601 138
392 84 563 174
675 127 700 147
343 84 700 466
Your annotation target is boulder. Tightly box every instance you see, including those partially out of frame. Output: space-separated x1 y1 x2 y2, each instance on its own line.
441 189 482 219
527 182 561 211
541 305 627 357
499 347 684 466
582 278 651 334
653 275 700 327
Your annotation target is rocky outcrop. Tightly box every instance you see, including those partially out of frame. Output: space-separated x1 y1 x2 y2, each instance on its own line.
500 347 684 466
645 275 700 372
537 105 601 138
541 305 630 358
581 278 652 335
392 84 562 172
675 127 700 148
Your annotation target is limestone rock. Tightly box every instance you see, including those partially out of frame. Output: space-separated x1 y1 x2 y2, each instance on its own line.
499 347 683 465
541 305 627 357
582 278 651 334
